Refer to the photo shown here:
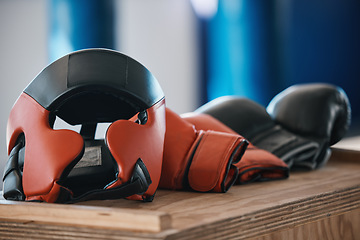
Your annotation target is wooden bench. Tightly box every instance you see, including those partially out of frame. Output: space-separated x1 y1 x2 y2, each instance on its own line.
0 138 359 239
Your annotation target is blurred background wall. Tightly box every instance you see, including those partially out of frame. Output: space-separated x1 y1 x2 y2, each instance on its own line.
201 0 360 110
0 0 359 185
0 0 199 176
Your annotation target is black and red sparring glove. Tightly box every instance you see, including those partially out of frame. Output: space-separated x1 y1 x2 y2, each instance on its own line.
182 113 289 184
159 108 248 192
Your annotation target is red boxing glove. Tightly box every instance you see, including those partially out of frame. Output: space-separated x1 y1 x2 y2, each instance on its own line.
181 113 289 184
159 108 248 192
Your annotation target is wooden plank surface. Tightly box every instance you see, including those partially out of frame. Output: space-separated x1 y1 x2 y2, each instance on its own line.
0 141 359 239
79 146 360 237
253 209 360 240
0 200 171 233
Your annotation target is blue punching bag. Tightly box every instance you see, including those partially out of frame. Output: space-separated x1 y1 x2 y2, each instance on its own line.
48 0 115 62
206 0 284 106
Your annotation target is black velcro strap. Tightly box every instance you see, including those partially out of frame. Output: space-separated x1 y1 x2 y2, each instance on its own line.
251 125 319 168
80 123 97 140
63 158 152 203
3 138 26 201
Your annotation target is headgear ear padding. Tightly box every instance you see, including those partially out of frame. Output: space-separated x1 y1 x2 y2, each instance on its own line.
4 49 166 203
6 93 84 203
105 102 165 200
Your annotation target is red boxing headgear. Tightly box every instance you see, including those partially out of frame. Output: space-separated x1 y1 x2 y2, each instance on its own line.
4 49 166 203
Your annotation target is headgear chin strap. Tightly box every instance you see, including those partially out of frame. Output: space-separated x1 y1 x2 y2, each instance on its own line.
4 49 166 203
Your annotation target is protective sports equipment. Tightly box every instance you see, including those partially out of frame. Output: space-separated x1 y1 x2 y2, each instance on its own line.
3 49 166 203
195 83 351 169
159 108 248 192
266 83 351 168
182 113 289 184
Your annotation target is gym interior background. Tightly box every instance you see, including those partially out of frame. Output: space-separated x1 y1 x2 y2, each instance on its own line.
1 0 359 183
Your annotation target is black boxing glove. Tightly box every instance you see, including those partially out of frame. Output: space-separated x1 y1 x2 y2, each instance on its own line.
195 97 319 169
195 83 351 170
266 83 351 169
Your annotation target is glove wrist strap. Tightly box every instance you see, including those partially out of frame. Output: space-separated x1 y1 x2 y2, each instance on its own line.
187 131 248 192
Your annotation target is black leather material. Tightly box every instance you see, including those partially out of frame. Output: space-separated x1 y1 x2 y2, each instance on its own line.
64 159 152 203
195 83 351 170
24 49 164 125
195 96 321 170
267 83 351 168
61 140 117 197
249 125 319 169
267 83 351 146
3 138 25 201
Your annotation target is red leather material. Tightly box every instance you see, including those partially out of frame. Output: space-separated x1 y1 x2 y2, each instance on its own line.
235 143 288 184
182 113 289 184
160 108 198 190
160 108 247 192
188 130 245 192
105 99 166 200
7 93 84 202
26 182 67 203
5 49 167 203
181 112 237 135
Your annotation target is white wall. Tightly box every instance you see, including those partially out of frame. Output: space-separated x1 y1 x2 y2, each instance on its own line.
0 0 199 184
117 1 200 114
0 0 48 182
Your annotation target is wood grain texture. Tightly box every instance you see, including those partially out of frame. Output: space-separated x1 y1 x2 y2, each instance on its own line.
0 200 172 233
253 209 360 240
0 145 359 239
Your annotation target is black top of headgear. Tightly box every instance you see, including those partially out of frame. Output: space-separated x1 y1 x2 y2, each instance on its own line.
24 49 164 125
